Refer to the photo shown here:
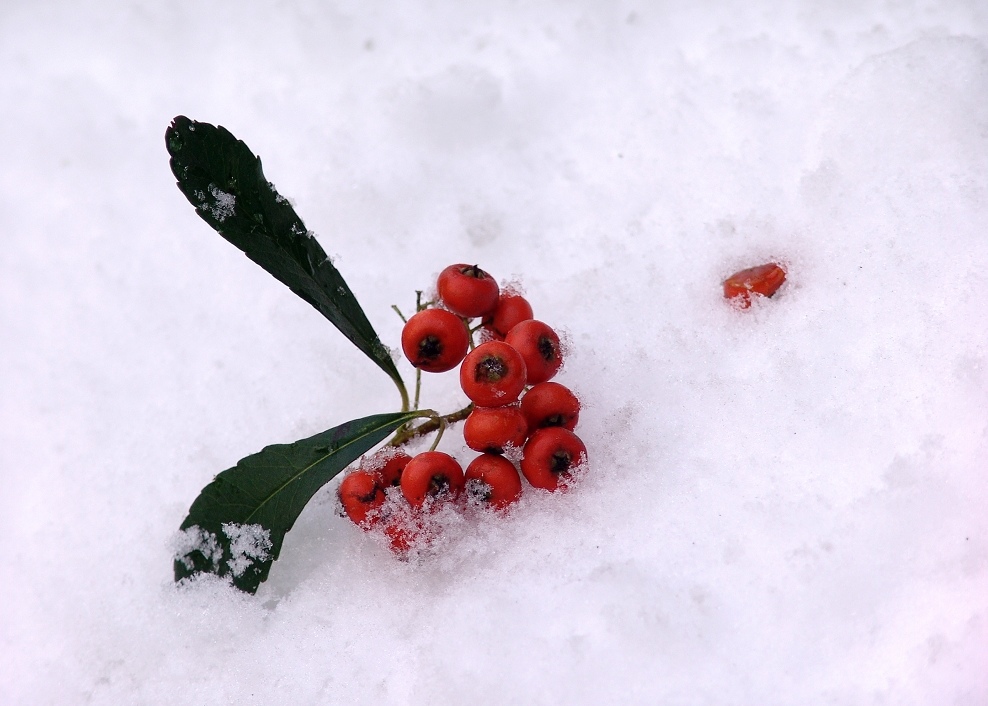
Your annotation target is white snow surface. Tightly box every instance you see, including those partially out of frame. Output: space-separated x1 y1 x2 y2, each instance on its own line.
2 1 986 704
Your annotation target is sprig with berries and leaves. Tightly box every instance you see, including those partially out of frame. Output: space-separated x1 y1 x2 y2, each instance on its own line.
166 117 587 594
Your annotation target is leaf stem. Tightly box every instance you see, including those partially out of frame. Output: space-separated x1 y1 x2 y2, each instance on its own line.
413 368 422 411
428 417 447 452
394 374 410 413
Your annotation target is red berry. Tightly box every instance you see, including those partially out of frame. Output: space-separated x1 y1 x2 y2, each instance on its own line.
383 517 414 556
723 262 786 308
401 308 470 373
400 451 465 507
520 427 588 492
463 406 529 454
482 293 534 340
504 320 563 385
437 264 500 318
465 454 523 510
361 449 412 488
459 341 527 407
381 513 435 557
338 470 385 528
521 382 580 431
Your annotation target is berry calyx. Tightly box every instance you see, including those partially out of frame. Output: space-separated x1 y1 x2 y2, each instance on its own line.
400 451 465 507
520 382 580 431
459 341 528 407
482 293 534 340
723 262 787 308
520 427 588 492
437 264 500 318
338 470 386 528
463 405 529 454
401 308 470 373
465 454 523 510
504 320 563 385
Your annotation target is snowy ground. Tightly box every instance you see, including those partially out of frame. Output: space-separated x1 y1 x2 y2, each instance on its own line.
2 1 987 704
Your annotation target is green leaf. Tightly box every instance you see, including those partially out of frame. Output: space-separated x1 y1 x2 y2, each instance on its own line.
174 411 421 594
164 116 405 396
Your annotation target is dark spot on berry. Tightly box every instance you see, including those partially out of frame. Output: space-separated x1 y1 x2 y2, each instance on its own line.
428 473 450 496
543 414 564 427
537 336 557 363
461 264 489 280
475 355 508 382
418 334 443 360
358 487 383 504
467 479 493 503
549 450 572 475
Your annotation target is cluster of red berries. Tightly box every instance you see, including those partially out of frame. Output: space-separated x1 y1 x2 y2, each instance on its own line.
337 263 588 555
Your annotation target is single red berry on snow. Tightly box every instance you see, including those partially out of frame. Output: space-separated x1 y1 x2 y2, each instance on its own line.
482 292 534 340
401 308 470 373
521 381 580 431
437 264 500 318
504 319 563 384
338 470 386 528
465 454 523 510
463 405 529 454
459 341 528 407
400 451 465 507
723 262 787 308
520 427 588 492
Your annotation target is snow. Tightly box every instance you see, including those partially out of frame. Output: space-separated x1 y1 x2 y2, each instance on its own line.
221 523 273 578
2 1 986 704
207 186 236 222
173 526 223 575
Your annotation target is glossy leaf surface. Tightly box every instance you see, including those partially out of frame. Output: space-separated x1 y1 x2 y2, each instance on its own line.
165 116 403 390
174 411 420 593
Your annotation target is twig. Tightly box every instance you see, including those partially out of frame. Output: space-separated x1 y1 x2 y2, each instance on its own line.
388 403 473 447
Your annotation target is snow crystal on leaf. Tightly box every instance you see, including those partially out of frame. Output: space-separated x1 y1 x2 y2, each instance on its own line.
267 181 294 207
172 526 222 573
222 523 273 577
208 185 236 222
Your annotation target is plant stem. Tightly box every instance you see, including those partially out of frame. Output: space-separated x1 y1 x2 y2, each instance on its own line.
391 304 407 323
387 403 473 448
394 374 410 413
413 369 422 411
428 417 447 452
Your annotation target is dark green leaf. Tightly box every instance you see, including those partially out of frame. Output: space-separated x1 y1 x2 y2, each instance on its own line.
164 115 403 391
174 411 420 594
